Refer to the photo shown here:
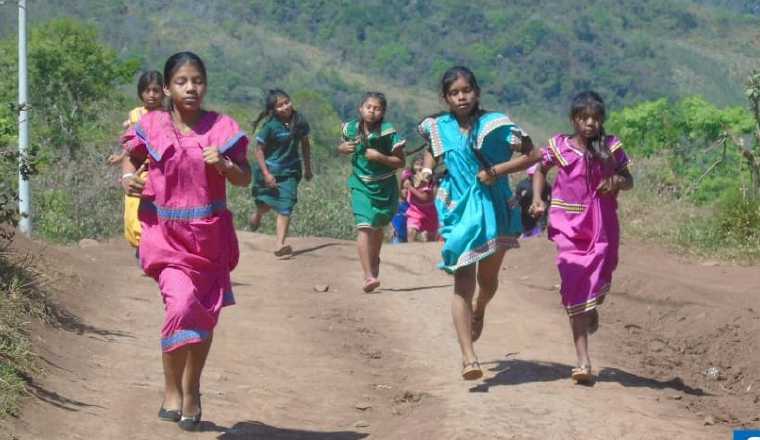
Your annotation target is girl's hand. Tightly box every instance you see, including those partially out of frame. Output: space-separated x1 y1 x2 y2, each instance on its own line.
263 172 278 189
337 140 357 155
203 146 223 167
402 179 412 189
107 151 125 166
121 173 145 196
304 167 313 181
597 175 623 195
477 167 497 186
529 199 546 218
364 148 383 162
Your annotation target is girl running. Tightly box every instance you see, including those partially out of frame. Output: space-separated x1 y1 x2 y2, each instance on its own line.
402 155 439 242
530 91 633 384
337 92 405 292
121 52 251 430
116 71 163 254
418 66 540 380
248 89 313 257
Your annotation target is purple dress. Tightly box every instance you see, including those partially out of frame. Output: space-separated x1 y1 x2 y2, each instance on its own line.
542 134 630 316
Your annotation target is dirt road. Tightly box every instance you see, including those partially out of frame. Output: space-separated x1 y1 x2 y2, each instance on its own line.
8 232 758 439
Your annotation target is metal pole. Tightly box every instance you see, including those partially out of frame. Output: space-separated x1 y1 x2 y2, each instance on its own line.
18 0 30 236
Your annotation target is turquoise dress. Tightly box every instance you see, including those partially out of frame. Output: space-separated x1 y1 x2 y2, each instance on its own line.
418 112 524 273
252 117 310 216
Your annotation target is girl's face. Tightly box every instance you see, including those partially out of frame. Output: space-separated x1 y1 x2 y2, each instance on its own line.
413 159 423 173
274 96 294 121
140 81 163 110
164 63 206 113
358 97 385 126
572 110 603 140
444 75 478 119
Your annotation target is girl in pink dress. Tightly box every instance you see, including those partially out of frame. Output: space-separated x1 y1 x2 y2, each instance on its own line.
530 91 633 384
121 52 251 431
401 156 439 241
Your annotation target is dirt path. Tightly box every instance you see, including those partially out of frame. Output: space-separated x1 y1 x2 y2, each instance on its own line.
8 232 757 439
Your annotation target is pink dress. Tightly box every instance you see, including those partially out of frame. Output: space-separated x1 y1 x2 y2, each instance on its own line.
541 134 629 316
402 170 439 235
121 111 248 352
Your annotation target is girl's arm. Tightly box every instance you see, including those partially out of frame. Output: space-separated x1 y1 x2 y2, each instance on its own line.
301 136 313 180
615 168 634 191
202 147 252 187
365 147 405 169
529 164 551 218
254 143 277 188
407 183 433 203
491 137 542 176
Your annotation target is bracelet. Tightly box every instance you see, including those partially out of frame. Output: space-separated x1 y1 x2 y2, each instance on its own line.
121 172 134 181
486 167 497 177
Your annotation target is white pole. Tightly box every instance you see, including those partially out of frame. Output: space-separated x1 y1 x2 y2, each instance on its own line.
18 0 30 236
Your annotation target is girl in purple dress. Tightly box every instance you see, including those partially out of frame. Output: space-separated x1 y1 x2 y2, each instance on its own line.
530 91 633 384
121 52 251 430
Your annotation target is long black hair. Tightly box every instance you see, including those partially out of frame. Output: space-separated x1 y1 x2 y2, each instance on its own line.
570 91 612 165
251 89 308 139
162 52 207 110
136 70 163 100
357 92 388 147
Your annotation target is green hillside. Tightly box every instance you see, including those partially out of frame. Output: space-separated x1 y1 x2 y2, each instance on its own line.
1 0 759 136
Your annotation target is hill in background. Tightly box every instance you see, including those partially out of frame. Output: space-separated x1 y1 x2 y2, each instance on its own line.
1 0 759 138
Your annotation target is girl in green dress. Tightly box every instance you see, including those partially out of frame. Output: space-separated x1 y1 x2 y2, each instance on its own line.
337 92 406 292
249 89 313 256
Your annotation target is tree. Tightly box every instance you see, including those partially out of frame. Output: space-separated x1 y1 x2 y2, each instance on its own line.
0 19 138 160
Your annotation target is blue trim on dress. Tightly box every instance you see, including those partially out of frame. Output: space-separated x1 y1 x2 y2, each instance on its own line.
135 122 162 162
161 329 209 351
142 200 227 220
222 291 236 306
219 131 246 154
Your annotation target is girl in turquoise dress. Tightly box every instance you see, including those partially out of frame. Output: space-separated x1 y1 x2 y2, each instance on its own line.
337 92 406 292
418 66 541 380
249 89 313 256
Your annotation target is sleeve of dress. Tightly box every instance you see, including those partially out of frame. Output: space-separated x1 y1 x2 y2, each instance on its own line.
219 117 249 164
341 122 351 142
418 117 443 157
609 136 630 172
120 124 148 161
540 146 556 170
255 121 271 146
505 124 528 154
301 119 311 138
391 130 406 151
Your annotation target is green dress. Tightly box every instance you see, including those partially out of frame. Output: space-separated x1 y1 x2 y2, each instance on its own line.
342 120 405 229
252 117 310 216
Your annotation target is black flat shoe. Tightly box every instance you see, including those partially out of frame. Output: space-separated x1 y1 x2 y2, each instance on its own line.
177 411 201 431
158 407 181 422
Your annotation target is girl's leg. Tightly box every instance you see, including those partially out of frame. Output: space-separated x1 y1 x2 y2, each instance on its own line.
370 228 384 278
181 335 213 417
472 248 507 341
407 227 418 242
161 348 187 410
275 213 292 250
249 204 271 230
356 228 373 280
570 313 591 367
452 265 478 365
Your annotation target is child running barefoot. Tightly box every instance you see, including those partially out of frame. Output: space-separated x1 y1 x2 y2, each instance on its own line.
402 156 439 242
530 91 633 385
418 66 540 380
248 89 313 257
121 52 251 431
114 71 164 255
337 92 405 292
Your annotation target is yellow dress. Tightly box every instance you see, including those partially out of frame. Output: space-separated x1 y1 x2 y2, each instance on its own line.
124 107 149 248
